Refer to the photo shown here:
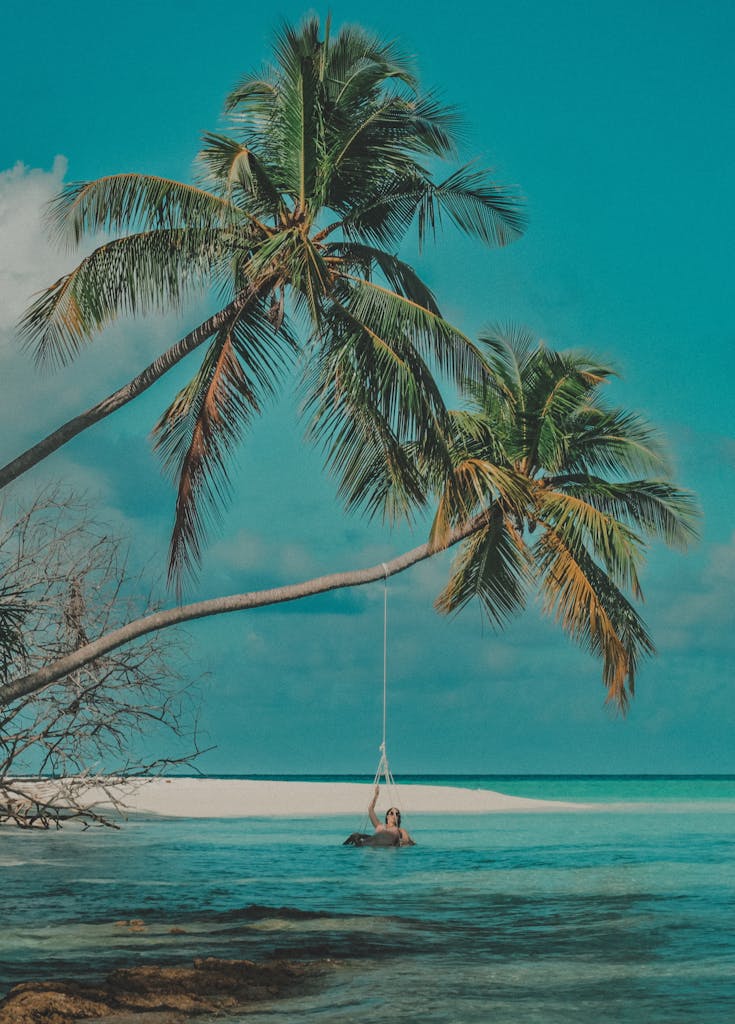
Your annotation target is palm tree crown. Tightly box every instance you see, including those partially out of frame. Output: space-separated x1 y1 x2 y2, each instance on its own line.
20 15 524 592
427 331 699 709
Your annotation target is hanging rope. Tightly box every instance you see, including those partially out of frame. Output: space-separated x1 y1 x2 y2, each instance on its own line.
373 564 399 801
353 567 407 837
381 562 388 758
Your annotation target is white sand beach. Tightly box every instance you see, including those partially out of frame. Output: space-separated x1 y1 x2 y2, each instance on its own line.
70 777 588 818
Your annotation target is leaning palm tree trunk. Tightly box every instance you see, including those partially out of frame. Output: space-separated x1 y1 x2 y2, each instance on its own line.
0 515 486 707
0 293 257 491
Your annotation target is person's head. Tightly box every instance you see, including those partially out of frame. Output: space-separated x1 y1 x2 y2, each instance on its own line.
385 807 401 827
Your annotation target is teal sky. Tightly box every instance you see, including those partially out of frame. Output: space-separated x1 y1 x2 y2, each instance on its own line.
1 0 733 774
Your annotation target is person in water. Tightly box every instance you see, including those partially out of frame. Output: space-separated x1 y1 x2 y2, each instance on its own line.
342 785 416 846
368 785 415 845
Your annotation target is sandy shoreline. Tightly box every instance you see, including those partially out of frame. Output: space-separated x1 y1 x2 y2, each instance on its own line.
65 777 589 818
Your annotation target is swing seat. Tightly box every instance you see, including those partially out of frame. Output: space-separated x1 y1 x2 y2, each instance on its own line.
343 830 400 848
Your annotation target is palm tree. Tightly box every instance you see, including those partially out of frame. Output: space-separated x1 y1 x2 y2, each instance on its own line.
0 334 698 712
13 15 524 592
422 330 699 709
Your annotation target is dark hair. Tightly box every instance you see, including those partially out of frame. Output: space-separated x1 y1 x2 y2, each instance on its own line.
385 807 401 827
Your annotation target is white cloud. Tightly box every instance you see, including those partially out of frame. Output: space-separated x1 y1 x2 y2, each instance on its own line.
0 160 207 462
0 157 69 335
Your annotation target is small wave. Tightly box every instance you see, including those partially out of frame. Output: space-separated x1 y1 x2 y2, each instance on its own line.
211 904 335 923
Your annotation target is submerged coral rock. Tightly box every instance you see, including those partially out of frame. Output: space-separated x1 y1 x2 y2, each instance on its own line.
0 957 329 1024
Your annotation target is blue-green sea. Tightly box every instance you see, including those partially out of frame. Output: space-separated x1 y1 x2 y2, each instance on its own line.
1 775 734 1022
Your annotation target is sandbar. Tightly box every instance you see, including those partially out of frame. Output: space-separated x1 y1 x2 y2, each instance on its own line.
70 777 588 818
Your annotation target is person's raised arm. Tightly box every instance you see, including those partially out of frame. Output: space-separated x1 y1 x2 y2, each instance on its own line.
368 784 381 829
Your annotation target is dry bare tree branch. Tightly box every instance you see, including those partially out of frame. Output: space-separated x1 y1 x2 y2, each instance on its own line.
0 487 204 827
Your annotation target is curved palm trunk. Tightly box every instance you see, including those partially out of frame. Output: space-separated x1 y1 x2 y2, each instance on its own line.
0 292 260 491
0 515 486 706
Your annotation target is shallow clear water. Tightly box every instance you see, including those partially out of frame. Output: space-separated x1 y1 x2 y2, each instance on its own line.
1 778 734 1023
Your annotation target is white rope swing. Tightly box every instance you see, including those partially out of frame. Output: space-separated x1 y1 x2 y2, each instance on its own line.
347 568 408 843
369 564 402 810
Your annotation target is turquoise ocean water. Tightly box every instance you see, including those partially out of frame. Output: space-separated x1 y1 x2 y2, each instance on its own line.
1 776 734 1022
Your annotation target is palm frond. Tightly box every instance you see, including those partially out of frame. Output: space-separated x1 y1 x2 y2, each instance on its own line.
153 302 297 591
337 274 486 386
327 243 441 313
539 488 645 597
429 458 532 551
417 164 526 249
47 174 236 249
340 172 428 247
326 25 417 99
20 229 226 368
535 528 654 709
562 407 672 477
302 300 455 521
435 505 530 626
475 325 538 404
262 18 322 208
550 478 700 549
287 234 333 326
342 166 525 251
223 72 279 119
197 133 283 221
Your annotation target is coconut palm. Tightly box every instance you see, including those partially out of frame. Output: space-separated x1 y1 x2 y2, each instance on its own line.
0 334 698 711
15 15 524 592
420 330 699 709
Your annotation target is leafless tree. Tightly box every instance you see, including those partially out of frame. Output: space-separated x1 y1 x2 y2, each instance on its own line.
0 487 203 828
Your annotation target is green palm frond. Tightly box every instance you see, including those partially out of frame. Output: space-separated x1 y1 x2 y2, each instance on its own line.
20 229 226 368
327 243 441 312
339 172 428 247
153 302 297 589
269 20 322 207
302 301 454 520
197 133 283 221
223 71 279 119
337 274 485 385
445 408 507 460
435 505 531 626
313 400 429 523
520 351 611 474
475 325 538 404
562 407 672 477
416 164 526 249
47 174 237 248
342 167 524 251
326 28 417 103
287 234 333 326
551 478 700 549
